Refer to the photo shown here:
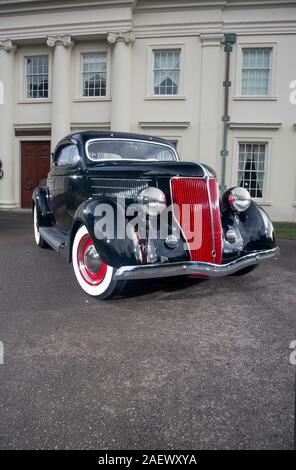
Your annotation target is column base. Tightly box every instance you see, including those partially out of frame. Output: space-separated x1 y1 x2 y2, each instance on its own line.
0 201 19 209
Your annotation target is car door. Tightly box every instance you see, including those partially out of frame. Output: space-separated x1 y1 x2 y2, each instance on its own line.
49 143 81 232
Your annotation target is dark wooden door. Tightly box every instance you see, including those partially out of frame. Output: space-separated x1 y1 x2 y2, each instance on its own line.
21 141 50 208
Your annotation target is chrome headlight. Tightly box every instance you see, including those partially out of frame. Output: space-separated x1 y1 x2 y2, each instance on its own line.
137 187 166 216
229 187 251 212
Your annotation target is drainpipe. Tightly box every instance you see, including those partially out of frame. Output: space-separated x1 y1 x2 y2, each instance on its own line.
220 33 236 193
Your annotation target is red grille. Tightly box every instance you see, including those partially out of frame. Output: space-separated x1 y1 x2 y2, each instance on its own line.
171 177 222 264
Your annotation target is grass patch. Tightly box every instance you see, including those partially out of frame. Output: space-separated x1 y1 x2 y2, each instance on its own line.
273 222 296 239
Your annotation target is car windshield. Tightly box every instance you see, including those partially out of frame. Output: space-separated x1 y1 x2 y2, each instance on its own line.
86 139 177 162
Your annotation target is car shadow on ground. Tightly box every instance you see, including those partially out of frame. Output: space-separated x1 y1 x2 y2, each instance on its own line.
114 276 206 300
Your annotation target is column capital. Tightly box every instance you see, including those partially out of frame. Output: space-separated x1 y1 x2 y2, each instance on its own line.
46 34 74 48
0 39 17 52
107 31 135 45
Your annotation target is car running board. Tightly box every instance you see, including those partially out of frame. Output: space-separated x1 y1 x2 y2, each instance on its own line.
39 226 67 252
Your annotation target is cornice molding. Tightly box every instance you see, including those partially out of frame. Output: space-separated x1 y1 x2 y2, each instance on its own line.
107 31 135 44
46 34 74 48
229 122 282 130
14 122 51 129
70 121 111 130
0 0 137 15
134 0 296 14
1 18 296 42
200 33 224 46
0 39 17 52
0 19 133 41
139 121 190 129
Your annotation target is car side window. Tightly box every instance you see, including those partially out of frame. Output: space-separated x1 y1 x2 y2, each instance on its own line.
55 144 80 167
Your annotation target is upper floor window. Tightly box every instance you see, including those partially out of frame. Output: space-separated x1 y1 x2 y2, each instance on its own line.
153 49 180 95
237 142 267 198
81 52 107 97
241 48 271 96
25 55 48 99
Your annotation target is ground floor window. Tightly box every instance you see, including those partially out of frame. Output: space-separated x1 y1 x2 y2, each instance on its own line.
237 142 267 198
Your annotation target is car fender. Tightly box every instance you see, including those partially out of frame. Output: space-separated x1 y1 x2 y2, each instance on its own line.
221 200 276 262
32 187 53 227
70 197 141 268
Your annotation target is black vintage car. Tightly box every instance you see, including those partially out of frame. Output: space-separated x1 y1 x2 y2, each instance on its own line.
33 131 279 299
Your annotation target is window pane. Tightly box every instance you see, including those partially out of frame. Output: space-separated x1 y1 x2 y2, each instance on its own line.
237 142 267 198
153 49 180 95
82 52 107 97
25 55 49 99
87 140 177 162
241 49 271 96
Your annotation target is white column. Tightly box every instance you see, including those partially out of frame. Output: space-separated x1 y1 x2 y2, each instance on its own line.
0 40 17 208
198 34 223 171
107 31 135 132
47 35 74 151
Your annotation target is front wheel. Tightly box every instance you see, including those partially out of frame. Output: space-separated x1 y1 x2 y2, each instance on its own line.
72 225 124 299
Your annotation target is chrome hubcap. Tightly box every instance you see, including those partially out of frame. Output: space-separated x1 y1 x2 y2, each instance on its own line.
84 245 102 274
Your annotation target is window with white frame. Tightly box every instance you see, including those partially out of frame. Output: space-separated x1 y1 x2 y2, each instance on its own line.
153 49 181 95
81 52 107 97
237 142 267 198
241 48 272 96
25 55 48 99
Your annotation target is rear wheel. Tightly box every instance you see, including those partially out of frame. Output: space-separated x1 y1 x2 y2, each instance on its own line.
33 205 48 248
72 225 124 299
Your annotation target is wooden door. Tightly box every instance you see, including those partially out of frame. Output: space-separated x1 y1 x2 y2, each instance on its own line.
21 141 50 208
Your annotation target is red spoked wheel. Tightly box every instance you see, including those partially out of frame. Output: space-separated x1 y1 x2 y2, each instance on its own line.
76 233 108 286
72 225 122 299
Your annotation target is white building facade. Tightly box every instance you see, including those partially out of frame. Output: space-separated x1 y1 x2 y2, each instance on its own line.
0 0 295 220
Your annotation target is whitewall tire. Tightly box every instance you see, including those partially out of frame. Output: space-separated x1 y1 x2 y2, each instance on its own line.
33 205 47 248
72 225 121 299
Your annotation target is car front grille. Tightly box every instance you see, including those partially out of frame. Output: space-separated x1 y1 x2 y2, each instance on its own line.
90 178 152 198
170 177 222 264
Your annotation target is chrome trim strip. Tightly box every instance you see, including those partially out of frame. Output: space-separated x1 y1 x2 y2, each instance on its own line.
113 247 280 281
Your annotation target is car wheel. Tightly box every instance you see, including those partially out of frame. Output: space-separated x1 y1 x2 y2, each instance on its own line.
33 205 48 248
72 225 124 299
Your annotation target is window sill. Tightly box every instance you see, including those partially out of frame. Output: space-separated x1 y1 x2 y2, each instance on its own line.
18 99 52 104
144 95 186 101
256 200 272 206
233 96 278 101
73 97 111 102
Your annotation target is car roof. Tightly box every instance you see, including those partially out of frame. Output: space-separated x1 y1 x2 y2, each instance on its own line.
66 131 173 147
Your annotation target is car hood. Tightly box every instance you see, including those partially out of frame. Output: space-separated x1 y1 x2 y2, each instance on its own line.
85 160 210 179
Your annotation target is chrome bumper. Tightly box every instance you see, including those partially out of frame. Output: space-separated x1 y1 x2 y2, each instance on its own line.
114 247 280 281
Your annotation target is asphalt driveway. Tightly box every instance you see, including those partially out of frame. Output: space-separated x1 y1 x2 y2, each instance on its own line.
0 210 295 449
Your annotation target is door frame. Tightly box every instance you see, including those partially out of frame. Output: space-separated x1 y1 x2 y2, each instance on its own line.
16 136 51 209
